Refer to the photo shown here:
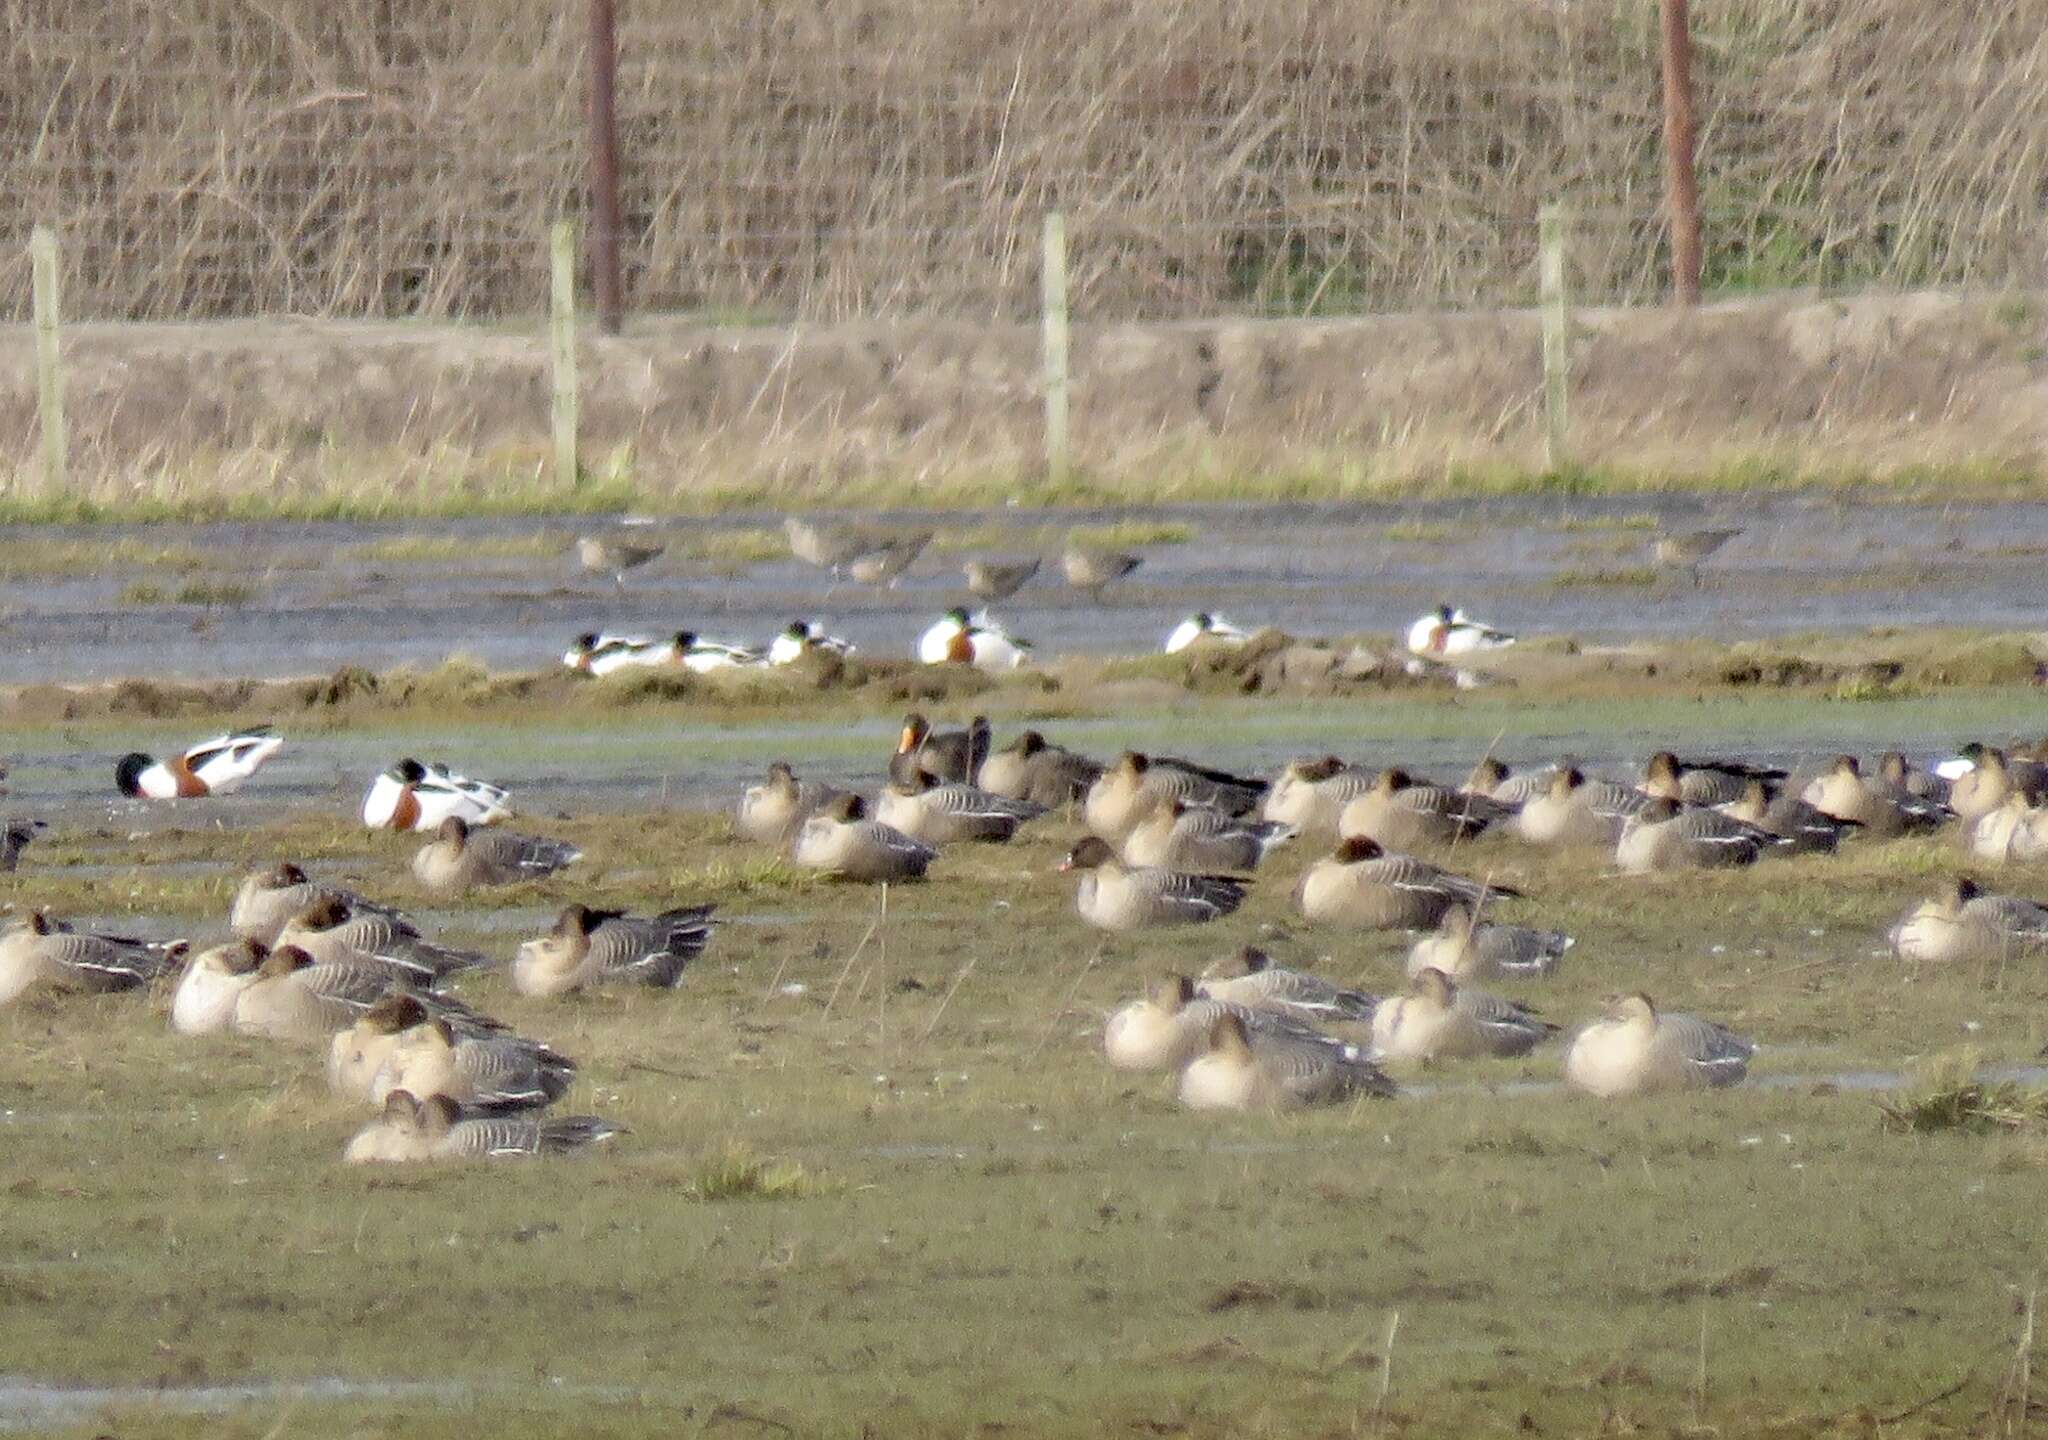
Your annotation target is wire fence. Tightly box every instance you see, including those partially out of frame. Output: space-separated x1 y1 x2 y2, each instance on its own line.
4 0 2047 326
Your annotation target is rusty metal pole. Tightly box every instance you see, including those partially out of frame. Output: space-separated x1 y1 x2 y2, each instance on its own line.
1660 0 1702 307
588 0 625 334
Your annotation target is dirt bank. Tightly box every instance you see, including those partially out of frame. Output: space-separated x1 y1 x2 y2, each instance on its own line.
0 291 2042 509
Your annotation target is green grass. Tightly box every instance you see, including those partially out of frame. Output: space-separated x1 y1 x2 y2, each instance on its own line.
116 578 257 607
1550 565 1660 588
8 688 2048 1435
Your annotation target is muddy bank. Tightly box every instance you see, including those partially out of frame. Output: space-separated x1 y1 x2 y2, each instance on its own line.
0 292 2042 504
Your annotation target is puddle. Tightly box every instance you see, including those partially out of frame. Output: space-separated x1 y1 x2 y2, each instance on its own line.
0 1376 468 1430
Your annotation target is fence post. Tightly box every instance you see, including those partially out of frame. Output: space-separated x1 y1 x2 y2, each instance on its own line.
30 226 66 493
549 220 580 489
587 0 625 335
1041 211 1070 485
1538 204 1569 472
1660 0 1703 306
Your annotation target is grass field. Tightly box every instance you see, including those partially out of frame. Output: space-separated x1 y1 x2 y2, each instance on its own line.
7 690 2048 1437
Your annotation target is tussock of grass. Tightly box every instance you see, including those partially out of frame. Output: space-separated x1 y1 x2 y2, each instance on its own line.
1549 511 1661 533
687 1143 833 1202
1879 1053 2048 1134
354 534 565 564
1549 566 1659 589
1065 520 1196 548
1382 520 1458 543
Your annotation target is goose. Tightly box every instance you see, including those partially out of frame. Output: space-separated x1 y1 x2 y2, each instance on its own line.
894 713 992 785
767 620 855 666
791 793 936 882
1564 993 1753 1096
876 771 1047 845
576 534 663 586
1337 767 1510 849
368 1018 578 1112
1061 544 1142 598
1615 797 1789 873
976 731 1103 808
274 897 486 980
1968 792 2048 863
1164 613 1251 654
1715 778 1860 854
1640 751 1787 807
346 1091 622 1163
1651 527 1740 586
1296 837 1519 931
1058 837 1247 932
1948 744 2048 825
171 938 271 1034
1 817 45 872
1195 947 1378 1024
1178 1013 1396 1110
1261 756 1375 835
231 945 378 1044
1103 975 1332 1072
362 758 512 832
1083 751 1265 842
1406 906 1572 981
1514 765 1646 847
229 862 409 947
963 557 1040 605
116 727 282 799
1462 758 1557 809
916 608 1032 671
0 913 185 1007
736 762 849 845
1121 798 1296 872
846 531 931 588
326 994 514 1100
1890 876 2048 964
1404 605 1515 657
1883 750 1953 804
1370 968 1556 1062
511 902 716 997
412 817 582 894
1801 755 1950 837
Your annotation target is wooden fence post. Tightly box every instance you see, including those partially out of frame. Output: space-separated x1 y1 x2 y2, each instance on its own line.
549 220 580 489
30 226 66 492
1660 0 1703 306
1539 204 1570 471
1041 211 1070 485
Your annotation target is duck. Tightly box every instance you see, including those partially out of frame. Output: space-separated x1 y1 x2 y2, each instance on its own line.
895 712 992 785
1195 947 1378 1024
1462 758 1556 808
662 630 764 673
1296 837 1519 931
767 620 855 667
1650 526 1740 586
1 817 45 872
1640 751 1787 807
115 727 283 799
345 1091 621 1163
170 938 270 1034
231 945 379 1044
1337 767 1509 850
1061 544 1142 598
876 771 1047 845
1370 968 1556 1062
1514 765 1647 847
963 557 1040 605
1121 798 1296 872
791 793 936 882
576 534 664 586
0 913 185 1007
1564 993 1754 1096
1615 797 1788 873
1082 751 1266 842
1404 605 1515 657
916 608 1033 671
326 994 513 1101
736 761 850 845
368 1018 578 1112
846 531 931 588
561 632 663 676
1890 876 2048 964
1260 756 1375 835
274 896 486 980
511 902 717 997
1715 778 1860 854
1103 975 1327 1072
1968 792 2048 863
1801 755 1950 838
1406 905 1572 981
976 731 1103 808
1178 1013 1395 1110
362 758 512 832
229 862 409 946
1058 837 1247 931
1164 613 1251 654
412 817 583 895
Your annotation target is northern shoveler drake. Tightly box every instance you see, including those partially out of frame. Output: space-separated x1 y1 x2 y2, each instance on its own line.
1564 993 1753 1097
768 620 855 667
362 758 513 832
1405 605 1515 657
562 632 661 676
665 631 764 673
1164 612 1251 654
916 608 1032 671
116 727 283 799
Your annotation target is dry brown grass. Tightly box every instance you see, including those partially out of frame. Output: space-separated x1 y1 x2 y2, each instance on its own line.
3 1 2046 322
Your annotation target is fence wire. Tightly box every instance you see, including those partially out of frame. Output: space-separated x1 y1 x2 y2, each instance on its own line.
4 0 2046 325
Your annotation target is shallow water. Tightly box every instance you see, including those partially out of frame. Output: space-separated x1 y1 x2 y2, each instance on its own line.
2 491 2043 686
